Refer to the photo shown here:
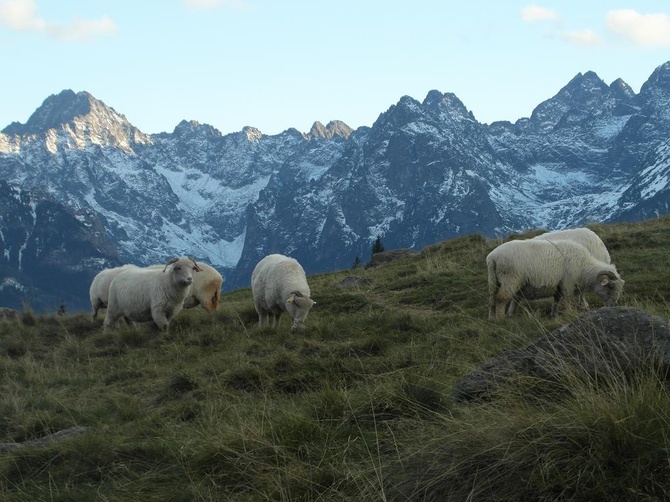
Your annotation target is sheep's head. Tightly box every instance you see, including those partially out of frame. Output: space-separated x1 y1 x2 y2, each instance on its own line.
286 291 315 330
594 270 625 306
165 257 197 288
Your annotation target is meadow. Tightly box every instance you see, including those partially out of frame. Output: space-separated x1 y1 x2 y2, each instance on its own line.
0 217 669 501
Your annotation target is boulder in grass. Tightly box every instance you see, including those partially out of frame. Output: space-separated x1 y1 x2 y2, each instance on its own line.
453 307 670 402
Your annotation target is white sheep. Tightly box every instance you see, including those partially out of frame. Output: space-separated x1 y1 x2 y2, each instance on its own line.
505 227 613 314
103 257 201 331
89 264 139 321
251 254 315 329
148 261 223 312
533 227 611 263
487 239 624 320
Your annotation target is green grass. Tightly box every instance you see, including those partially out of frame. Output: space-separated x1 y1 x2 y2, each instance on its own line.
1 217 670 500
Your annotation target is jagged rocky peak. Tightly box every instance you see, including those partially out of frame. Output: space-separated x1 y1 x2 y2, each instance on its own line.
560 71 609 102
422 89 475 121
243 126 263 142
1 89 151 151
609 78 636 100
528 71 614 131
643 61 670 89
639 61 670 110
307 120 352 140
172 119 222 138
3 89 127 135
372 95 424 131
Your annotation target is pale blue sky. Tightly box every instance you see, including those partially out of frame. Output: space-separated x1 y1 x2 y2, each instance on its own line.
1 1 669 135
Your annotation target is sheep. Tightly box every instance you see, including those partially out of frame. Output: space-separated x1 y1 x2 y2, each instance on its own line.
89 264 139 321
533 227 611 263
251 254 315 330
486 239 624 320
148 261 223 312
103 257 201 331
504 227 614 314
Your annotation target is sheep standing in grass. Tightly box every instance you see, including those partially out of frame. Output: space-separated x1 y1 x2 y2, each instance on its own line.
104 257 201 332
502 227 614 314
251 254 315 329
487 239 624 320
89 264 138 321
148 261 223 312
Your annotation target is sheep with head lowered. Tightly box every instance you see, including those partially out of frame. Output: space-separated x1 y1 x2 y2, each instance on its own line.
103 257 201 332
89 264 139 321
148 261 223 312
251 254 315 330
486 239 624 320
501 227 614 315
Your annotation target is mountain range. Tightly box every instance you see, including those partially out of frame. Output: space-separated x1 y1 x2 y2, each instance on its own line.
1 61 670 312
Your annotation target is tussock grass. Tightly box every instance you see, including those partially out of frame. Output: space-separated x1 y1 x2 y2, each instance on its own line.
389 343 670 501
1 218 670 500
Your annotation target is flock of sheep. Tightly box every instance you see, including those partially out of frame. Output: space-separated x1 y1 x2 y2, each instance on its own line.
89 253 315 332
87 227 624 332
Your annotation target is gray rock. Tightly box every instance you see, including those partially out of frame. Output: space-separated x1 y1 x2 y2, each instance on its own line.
0 426 89 452
453 307 670 402
339 275 372 288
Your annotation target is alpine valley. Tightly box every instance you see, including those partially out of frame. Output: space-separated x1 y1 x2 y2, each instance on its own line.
2 61 670 312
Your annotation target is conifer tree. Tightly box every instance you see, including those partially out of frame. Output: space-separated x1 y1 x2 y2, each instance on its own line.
371 235 385 255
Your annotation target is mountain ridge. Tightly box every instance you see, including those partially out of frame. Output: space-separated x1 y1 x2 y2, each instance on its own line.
2 62 670 310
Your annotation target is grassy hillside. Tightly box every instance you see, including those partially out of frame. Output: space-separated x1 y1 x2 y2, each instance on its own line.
0 217 669 501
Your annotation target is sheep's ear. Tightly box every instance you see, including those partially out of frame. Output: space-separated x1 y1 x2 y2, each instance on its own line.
600 275 610 286
189 257 201 272
287 297 295 304
163 257 179 272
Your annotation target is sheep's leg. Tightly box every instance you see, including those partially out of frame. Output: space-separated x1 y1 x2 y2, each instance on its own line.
552 284 573 317
103 311 121 332
577 291 590 310
493 283 515 320
495 297 511 319
489 273 516 320
151 307 170 331
91 300 102 322
271 313 281 328
488 287 499 320
257 310 266 327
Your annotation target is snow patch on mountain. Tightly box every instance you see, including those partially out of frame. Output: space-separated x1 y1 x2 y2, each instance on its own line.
157 218 245 268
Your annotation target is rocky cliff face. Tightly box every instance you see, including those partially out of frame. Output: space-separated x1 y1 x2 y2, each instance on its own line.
0 180 120 311
1 62 670 309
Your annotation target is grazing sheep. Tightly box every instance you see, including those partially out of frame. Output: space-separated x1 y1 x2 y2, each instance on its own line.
533 227 611 263
89 264 139 321
251 254 315 330
104 257 201 331
504 227 614 314
148 261 223 312
487 239 624 320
